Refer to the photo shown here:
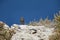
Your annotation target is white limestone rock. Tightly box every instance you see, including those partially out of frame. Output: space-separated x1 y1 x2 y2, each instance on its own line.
11 25 54 40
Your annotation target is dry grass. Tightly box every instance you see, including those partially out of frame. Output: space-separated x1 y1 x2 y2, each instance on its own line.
49 29 60 40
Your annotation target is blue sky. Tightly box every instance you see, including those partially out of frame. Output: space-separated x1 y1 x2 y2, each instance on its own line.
0 0 60 26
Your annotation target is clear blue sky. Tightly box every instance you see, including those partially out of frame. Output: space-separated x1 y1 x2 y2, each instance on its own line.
0 0 60 26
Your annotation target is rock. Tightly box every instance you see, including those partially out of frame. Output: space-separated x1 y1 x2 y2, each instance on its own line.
11 25 54 40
